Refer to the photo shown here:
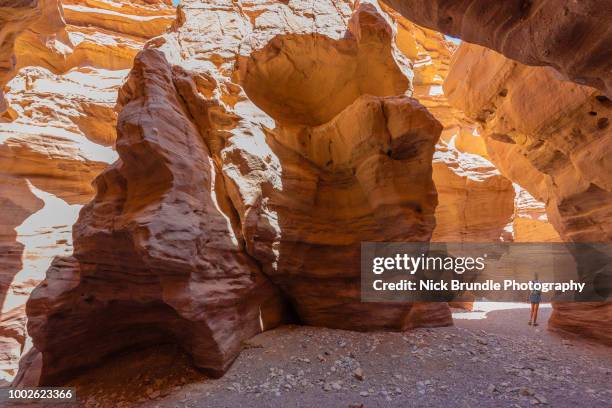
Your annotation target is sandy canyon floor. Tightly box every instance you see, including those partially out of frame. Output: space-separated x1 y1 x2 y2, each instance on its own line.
7 304 612 408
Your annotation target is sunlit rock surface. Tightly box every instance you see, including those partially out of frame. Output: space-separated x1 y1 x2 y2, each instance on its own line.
512 187 562 243
19 50 287 385
445 43 612 244
383 7 517 244
19 0 455 385
0 0 175 382
444 43 612 345
382 0 612 96
0 0 607 385
432 140 514 242
0 0 42 114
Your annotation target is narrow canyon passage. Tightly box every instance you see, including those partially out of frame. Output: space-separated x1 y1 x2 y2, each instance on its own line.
0 0 610 407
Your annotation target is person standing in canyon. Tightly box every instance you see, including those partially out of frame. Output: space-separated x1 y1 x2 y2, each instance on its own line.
529 277 542 326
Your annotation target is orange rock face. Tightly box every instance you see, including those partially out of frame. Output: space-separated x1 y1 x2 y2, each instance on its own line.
383 7 517 244
445 43 612 244
236 92 445 329
18 1 453 385
549 302 612 346
0 176 43 381
1 0 606 385
444 43 611 344
512 188 562 243
0 0 42 113
432 141 514 242
382 0 612 95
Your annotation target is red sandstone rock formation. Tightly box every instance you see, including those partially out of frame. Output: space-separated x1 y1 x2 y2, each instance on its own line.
0 0 175 382
549 302 612 345
445 44 612 244
381 0 612 96
512 188 562 243
432 141 514 242
383 2 611 339
235 92 445 329
0 0 606 385
0 176 43 381
18 1 452 385
19 50 287 385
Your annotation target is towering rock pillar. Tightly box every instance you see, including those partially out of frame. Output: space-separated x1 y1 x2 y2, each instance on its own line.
19 0 451 385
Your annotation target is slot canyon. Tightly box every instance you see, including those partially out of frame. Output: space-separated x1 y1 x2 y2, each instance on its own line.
0 0 610 407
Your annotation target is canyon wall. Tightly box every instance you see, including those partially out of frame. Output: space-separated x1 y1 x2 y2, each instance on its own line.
384 6 561 313
0 0 42 114
0 0 606 386
381 0 612 96
444 43 611 344
445 43 611 245
379 0 610 344
380 4 518 244
0 0 175 383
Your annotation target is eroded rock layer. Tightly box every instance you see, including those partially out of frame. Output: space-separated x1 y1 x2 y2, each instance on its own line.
0 0 175 382
238 92 444 329
549 302 612 345
445 43 612 244
382 0 612 95
20 50 286 385
382 7 517 244
0 0 42 114
444 43 612 344
19 0 452 385
6 0 607 385
432 141 514 242
512 187 562 243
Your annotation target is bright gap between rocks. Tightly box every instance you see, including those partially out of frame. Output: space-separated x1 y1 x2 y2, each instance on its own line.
452 302 552 320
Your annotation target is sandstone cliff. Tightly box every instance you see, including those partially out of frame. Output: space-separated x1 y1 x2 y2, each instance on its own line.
0 0 607 387
384 1 609 335
0 0 175 382
444 43 611 344
380 5 517 244
382 0 612 96
445 43 611 244
0 0 42 114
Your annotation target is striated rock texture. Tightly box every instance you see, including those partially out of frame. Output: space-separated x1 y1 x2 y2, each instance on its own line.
432 140 514 242
378 8 545 314
549 302 612 346
21 50 286 385
0 0 175 382
381 6 517 244
512 187 562 243
21 1 460 383
445 43 612 244
382 0 612 96
19 0 452 385
0 176 43 380
236 92 444 329
444 43 611 344
0 0 42 114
